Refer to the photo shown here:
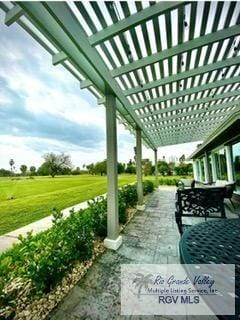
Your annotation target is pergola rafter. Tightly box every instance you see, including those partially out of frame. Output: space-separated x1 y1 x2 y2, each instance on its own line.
123 56 240 97
132 76 240 110
138 90 240 119
111 24 240 77
88 2 184 46
142 99 239 125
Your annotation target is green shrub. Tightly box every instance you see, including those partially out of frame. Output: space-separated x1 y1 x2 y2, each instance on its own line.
0 209 94 294
158 178 179 186
0 181 155 311
118 194 128 224
143 180 154 195
118 184 138 208
88 196 107 237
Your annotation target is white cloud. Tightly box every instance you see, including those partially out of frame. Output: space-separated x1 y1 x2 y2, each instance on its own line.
0 91 11 105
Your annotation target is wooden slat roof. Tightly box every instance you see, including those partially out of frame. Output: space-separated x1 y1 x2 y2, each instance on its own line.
1 1 240 149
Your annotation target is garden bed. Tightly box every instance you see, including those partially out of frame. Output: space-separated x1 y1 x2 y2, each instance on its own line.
0 181 154 320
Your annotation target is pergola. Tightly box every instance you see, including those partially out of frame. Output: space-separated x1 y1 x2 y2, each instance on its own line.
0 1 239 249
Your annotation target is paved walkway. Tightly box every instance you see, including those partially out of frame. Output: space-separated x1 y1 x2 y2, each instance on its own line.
50 187 237 320
0 195 105 253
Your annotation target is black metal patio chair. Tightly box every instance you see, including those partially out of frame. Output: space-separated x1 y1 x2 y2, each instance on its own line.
175 187 226 235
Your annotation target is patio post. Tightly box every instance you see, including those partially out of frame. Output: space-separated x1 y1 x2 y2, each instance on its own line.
198 159 203 182
136 127 145 210
104 94 122 250
225 145 234 182
210 152 217 182
154 148 158 186
203 152 210 183
192 160 198 181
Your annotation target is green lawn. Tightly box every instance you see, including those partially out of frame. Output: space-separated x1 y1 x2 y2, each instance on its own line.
0 174 137 235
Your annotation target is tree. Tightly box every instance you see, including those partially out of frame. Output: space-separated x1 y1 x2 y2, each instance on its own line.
158 160 169 176
0 168 12 177
9 159 14 173
179 154 186 163
86 163 95 175
37 162 50 176
125 159 136 174
20 164 28 176
94 160 107 176
72 166 81 175
30 166 36 176
168 162 176 175
117 162 125 174
42 153 72 178
175 163 193 176
143 160 152 176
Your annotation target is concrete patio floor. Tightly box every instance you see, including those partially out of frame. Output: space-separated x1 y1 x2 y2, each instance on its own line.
50 187 239 320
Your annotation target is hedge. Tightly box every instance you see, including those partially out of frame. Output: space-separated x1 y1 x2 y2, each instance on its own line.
0 180 154 311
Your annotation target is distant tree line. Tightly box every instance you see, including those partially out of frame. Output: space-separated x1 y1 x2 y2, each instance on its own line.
0 153 193 178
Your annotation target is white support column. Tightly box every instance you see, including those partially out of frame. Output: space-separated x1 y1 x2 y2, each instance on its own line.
225 145 234 182
203 152 210 184
104 94 122 250
154 149 158 186
192 160 198 181
198 160 203 182
136 128 145 211
210 152 217 182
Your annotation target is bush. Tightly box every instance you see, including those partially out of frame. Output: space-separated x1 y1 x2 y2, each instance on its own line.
0 209 94 294
118 194 128 224
119 184 138 208
142 180 154 195
158 178 179 186
87 196 107 237
0 181 155 312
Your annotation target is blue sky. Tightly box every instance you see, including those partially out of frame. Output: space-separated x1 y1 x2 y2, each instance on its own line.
0 10 198 171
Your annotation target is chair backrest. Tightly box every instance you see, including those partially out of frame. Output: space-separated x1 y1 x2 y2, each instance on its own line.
175 187 226 234
176 187 226 218
224 183 236 199
176 179 195 189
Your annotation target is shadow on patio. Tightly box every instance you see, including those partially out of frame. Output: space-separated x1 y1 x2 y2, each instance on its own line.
50 187 239 320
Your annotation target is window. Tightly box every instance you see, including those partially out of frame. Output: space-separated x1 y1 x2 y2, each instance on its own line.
214 148 227 180
232 142 240 191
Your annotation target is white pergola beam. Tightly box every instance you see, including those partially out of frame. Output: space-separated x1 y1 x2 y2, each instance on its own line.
148 116 224 131
80 79 93 89
89 2 184 46
133 76 240 110
52 51 68 66
4 5 23 26
142 100 239 125
124 56 240 96
112 25 240 77
139 90 240 118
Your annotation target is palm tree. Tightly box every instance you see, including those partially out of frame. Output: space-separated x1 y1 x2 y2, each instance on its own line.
9 159 15 173
133 273 153 298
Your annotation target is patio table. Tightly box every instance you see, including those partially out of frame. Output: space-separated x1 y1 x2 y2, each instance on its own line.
179 218 240 319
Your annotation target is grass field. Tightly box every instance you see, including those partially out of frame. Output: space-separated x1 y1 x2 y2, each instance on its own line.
0 174 137 235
